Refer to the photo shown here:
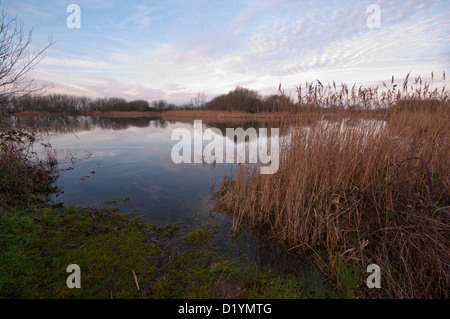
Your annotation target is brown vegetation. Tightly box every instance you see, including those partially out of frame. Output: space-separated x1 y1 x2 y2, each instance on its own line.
214 75 449 298
0 127 57 207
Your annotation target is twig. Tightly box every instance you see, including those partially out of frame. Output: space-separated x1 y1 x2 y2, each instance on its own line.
131 268 140 291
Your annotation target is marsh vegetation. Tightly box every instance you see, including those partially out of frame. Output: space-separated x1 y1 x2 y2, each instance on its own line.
215 75 449 298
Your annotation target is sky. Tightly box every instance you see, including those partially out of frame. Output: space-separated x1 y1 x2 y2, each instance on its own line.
2 0 449 104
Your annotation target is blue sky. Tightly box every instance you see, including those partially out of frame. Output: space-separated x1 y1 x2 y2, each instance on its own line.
2 0 449 104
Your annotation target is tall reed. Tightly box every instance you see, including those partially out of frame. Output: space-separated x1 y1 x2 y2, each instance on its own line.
215 74 449 298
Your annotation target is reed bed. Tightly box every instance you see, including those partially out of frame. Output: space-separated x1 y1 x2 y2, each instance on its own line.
215 75 449 298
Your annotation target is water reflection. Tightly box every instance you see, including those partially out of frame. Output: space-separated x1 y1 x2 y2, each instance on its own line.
9 116 283 222
11 115 383 223
40 120 228 223
8 115 286 135
9 115 167 133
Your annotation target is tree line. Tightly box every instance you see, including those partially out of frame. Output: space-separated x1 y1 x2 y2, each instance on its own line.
6 83 445 115
5 86 295 114
7 94 177 114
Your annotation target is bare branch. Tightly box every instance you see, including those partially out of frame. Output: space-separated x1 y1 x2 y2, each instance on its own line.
0 11 54 116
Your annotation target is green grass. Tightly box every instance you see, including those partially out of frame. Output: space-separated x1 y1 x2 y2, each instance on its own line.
0 204 336 299
183 228 214 244
332 257 364 299
0 205 161 298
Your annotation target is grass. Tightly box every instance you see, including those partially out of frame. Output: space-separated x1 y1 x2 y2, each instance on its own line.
215 75 449 298
332 257 364 299
0 128 163 298
153 257 334 299
0 205 161 298
0 205 336 299
183 228 214 244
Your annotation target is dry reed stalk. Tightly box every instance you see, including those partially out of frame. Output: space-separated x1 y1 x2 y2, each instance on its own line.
215 75 449 298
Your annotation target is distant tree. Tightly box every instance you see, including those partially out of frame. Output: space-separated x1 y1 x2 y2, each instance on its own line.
203 88 296 113
192 92 206 108
152 99 170 110
104 97 127 111
263 93 294 112
178 101 194 110
127 99 150 112
225 86 262 113
78 96 91 113
205 94 228 111
263 94 279 112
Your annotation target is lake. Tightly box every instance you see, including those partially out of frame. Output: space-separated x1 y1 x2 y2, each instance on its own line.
11 115 320 278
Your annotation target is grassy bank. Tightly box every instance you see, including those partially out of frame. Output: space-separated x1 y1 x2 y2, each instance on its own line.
215 79 449 298
0 202 337 299
0 205 162 298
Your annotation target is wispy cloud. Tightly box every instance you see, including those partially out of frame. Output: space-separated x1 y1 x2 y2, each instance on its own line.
2 0 449 103
116 2 161 29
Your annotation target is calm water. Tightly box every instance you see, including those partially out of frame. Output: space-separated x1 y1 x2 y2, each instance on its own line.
49 119 233 223
14 115 283 223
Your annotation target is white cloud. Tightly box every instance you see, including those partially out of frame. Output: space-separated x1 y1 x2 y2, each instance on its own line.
23 0 449 103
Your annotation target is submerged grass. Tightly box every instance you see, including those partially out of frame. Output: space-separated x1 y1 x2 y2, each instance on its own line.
183 228 214 244
215 75 449 298
153 226 335 299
